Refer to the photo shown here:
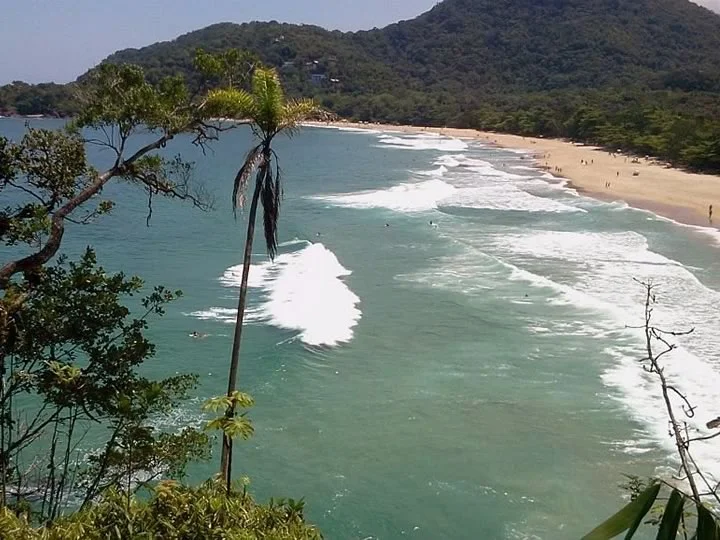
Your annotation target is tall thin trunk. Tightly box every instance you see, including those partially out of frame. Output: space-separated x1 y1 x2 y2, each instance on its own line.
220 166 265 489
0 352 6 508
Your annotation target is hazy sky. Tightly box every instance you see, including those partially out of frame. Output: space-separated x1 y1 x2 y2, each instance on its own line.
1 0 718 85
0 0 438 84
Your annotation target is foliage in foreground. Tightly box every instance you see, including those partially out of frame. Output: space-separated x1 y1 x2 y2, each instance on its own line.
0 480 321 539
583 481 720 540
0 59 220 519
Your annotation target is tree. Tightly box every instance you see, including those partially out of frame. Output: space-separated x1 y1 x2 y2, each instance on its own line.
0 60 225 521
204 66 322 489
0 250 209 520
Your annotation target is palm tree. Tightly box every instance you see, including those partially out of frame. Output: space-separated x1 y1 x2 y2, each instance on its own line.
207 67 321 488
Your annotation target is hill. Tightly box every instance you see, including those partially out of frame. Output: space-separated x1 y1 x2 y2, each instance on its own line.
2 0 720 170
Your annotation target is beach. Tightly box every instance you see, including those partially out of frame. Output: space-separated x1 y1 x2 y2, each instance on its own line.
308 121 720 228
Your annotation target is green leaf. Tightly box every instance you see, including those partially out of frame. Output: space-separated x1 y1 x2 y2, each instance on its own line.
222 416 254 440
229 390 254 409
696 504 720 540
582 482 661 540
204 417 226 432
656 489 684 540
202 395 232 412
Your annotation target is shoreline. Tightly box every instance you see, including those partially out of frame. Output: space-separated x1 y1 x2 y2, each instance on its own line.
306 121 720 231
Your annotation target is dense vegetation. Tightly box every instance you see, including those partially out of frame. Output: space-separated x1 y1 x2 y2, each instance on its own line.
0 481 320 539
1 0 720 170
0 57 320 538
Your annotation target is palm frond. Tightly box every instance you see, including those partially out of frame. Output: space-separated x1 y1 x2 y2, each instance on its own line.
278 98 323 136
260 158 282 260
232 144 263 215
251 68 284 135
205 88 255 119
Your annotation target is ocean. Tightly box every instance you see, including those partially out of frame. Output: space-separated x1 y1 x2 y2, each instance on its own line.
2 118 720 539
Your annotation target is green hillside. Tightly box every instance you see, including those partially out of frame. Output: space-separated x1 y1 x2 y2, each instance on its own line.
2 0 720 170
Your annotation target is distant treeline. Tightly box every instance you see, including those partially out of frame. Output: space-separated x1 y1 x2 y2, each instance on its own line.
2 80 718 173
0 82 77 117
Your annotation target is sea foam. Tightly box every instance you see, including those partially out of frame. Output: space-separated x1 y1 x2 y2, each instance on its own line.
311 178 457 212
376 133 468 152
216 243 361 347
312 151 583 214
492 229 720 480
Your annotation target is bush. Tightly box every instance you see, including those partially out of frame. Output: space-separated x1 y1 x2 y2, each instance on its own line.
0 480 321 539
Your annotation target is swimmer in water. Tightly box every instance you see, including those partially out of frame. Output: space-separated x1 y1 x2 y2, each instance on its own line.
189 331 207 339
385 223 390 227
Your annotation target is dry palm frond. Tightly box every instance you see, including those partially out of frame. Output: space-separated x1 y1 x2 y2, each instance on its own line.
260 160 282 260
232 144 263 215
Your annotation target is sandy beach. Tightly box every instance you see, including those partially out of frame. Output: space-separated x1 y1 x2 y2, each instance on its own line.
308 121 720 228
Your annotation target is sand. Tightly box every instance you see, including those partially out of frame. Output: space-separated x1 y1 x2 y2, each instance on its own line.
307 121 720 228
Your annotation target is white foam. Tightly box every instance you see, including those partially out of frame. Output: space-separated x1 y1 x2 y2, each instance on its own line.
301 123 381 134
405 226 720 480
648 212 720 247
376 134 468 152
311 179 456 213
439 184 585 214
418 165 448 177
334 126 381 134
219 243 361 347
313 170 583 214
434 155 462 168
278 238 311 248
188 307 237 321
492 230 720 480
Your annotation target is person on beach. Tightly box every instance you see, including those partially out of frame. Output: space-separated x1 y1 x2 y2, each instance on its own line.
709 204 713 223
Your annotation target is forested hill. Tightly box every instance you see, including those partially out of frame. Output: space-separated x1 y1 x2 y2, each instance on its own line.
102 0 720 98
2 0 720 171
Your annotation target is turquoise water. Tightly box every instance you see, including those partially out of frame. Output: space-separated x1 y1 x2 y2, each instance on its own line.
3 118 720 539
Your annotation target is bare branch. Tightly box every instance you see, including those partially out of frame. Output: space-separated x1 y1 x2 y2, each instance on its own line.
636 279 702 502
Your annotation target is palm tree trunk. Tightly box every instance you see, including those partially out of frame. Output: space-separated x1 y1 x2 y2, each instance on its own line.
220 171 264 489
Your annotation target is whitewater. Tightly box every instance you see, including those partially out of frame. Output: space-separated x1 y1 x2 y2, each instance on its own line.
191 241 361 347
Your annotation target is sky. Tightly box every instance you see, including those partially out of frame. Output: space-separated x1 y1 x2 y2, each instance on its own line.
0 0 438 84
1 0 719 85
